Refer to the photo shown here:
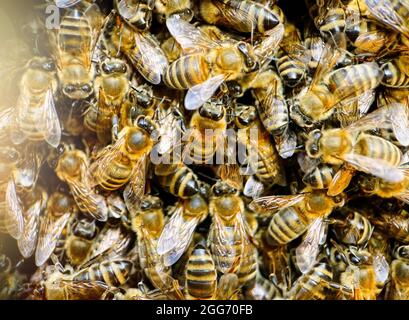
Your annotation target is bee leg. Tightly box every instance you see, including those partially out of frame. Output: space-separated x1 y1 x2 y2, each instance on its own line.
111 114 119 142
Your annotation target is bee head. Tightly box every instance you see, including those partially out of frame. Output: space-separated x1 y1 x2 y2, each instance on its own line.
62 83 93 100
199 100 225 121
211 180 237 197
140 195 162 211
100 59 127 75
234 104 257 128
305 129 323 158
395 245 409 260
358 175 377 194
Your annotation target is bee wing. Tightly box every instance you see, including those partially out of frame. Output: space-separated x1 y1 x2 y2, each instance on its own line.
308 43 341 89
296 217 327 274
389 102 409 147
160 211 200 267
0 107 13 138
55 0 83 8
89 227 132 261
342 153 404 183
156 106 185 155
157 206 184 255
17 199 42 258
3 179 24 239
184 74 225 110
274 128 298 159
117 0 140 20
249 194 306 215
89 134 126 187
254 24 285 63
68 178 108 222
166 16 218 52
217 163 244 191
35 210 71 267
373 254 389 284
130 32 168 85
243 175 265 199
14 146 43 190
365 0 409 36
327 165 355 196
123 154 148 214
59 279 111 300
216 273 239 300
35 90 61 148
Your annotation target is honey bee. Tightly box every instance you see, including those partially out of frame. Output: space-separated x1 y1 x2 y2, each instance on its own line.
208 181 255 277
304 103 409 185
286 258 353 300
368 207 409 243
90 115 159 214
276 22 309 87
155 0 194 21
157 192 209 266
250 189 345 273
198 0 281 34
131 195 184 299
84 57 130 144
330 210 374 246
164 16 258 110
381 55 409 88
115 0 155 31
10 57 61 148
291 54 383 126
250 67 297 159
0 147 24 240
235 104 286 198
303 27 326 71
54 144 108 221
340 246 389 300
244 272 281 300
104 12 168 85
387 245 409 299
64 216 98 266
35 191 77 267
53 2 103 99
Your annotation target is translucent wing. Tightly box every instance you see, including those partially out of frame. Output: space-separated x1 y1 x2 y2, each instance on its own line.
14 145 43 190
35 90 61 148
166 16 218 52
4 179 24 239
117 0 140 20
18 199 41 258
158 207 200 266
243 175 265 199
216 273 239 300
254 24 285 63
327 165 355 196
365 0 409 36
390 102 409 147
89 226 132 261
55 0 83 8
249 194 306 214
58 279 111 300
373 254 389 283
156 105 184 155
123 154 148 215
129 32 168 85
0 107 13 140
184 74 225 110
296 218 326 274
35 210 71 267
274 128 298 159
342 153 404 183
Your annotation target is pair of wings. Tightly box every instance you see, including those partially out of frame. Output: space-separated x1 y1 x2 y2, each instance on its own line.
156 204 204 266
209 210 254 274
10 90 61 148
0 179 24 240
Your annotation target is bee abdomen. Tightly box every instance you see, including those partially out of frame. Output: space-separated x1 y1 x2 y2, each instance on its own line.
266 207 309 245
73 260 133 287
303 165 335 189
185 245 217 300
164 55 210 90
155 165 199 198
276 51 306 87
355 134 402 166
381 61 409 88
237 247 258 288
257 97 289 135
59 11 91 54
95 158 132 191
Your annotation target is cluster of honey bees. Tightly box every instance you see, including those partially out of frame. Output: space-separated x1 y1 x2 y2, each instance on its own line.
1 0 409 300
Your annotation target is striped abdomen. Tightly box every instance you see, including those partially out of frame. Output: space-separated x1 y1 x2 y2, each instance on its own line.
18 98 47 141
354 134 402 167
276 49 306 87
346 20 390 53
288 261 333 300
59 9 92 57
381 59 409 88
210 224 243 274
237 246 258 289
327 62 382 103
318 7 346 48
185 245 217 300
256 94 288 135
164 54 210 90
94 155 133 191
303 165 336 190
188 131 219 164
266 207 309 246
73 260 133 287
154 164 199 198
